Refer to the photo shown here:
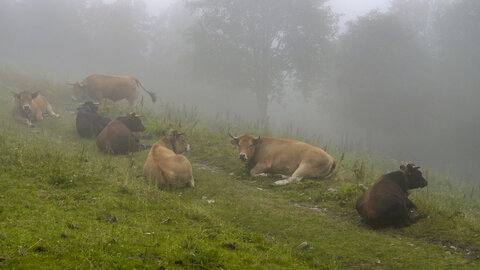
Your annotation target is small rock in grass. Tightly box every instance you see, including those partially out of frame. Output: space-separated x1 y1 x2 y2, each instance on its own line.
296 242 308 249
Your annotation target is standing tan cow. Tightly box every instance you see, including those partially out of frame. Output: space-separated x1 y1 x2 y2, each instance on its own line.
12 90 60 127
230 134 337 186
143 130 194 189
71 74 156 110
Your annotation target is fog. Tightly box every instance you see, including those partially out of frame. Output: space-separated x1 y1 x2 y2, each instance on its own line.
0 0 478 181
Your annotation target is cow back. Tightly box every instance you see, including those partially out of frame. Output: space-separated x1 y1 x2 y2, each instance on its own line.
83 74 137 101
96 119 137 154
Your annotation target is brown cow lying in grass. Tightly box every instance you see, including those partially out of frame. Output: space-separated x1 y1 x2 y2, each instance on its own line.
143 130 194 189
12 90 60 127
96 112 146 154
356 163 428 228
230 134 337 186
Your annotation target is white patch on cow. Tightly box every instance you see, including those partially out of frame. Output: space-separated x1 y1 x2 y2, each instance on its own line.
254 173 268 177
186 144 191 152
271 177 302 186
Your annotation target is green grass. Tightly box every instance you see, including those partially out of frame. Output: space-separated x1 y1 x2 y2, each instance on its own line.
0 70 479 269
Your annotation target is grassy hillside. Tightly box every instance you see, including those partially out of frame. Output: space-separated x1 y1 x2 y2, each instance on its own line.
0 70 479 269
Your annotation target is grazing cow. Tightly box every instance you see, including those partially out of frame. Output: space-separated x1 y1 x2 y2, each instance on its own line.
75 101 111 138
230 134 337 186
11 90 60 127
70 74 156 110
355 163 428 228
143 130 194 188
96 112 146 154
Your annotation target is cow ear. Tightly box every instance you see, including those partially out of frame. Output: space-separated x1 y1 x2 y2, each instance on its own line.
253 136 262 145
230 138 239 145
400 165 406 171
31 92 39 99
11 91 20 98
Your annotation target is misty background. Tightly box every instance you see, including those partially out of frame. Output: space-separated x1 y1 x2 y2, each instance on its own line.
0 0 478 181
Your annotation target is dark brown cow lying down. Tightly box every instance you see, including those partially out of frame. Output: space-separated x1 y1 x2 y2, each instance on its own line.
356 164 428 228
12 90 60 127
96 112 146 154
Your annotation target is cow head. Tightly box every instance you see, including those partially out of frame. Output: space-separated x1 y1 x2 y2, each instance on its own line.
165 130 191 154
13 91 39 116
230 133 262 162
71 82 87 101
400 163 428 189
118 112 146 132
77 101 99 113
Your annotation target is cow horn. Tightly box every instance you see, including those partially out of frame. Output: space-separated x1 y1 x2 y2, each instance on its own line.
92 102 100 105
66 82 75 86
228 132 238 140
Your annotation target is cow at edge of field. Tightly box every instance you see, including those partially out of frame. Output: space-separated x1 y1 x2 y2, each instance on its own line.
75 101 111 138
96 112 146 154
355 163 428 229
11 90 60 127
143 130 194 189
229 133 337 186
70 74 156 110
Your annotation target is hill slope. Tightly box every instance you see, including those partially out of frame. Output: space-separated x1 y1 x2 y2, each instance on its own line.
0 71 479 269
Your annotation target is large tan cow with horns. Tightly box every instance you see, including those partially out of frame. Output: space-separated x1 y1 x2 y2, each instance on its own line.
230 133 337 186
70 74 156 110
11 90 60 127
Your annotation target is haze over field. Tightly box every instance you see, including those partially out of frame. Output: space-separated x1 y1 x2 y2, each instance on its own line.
0 0 478 181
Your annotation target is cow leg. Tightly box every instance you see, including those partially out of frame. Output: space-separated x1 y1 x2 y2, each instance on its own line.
46 104 60 118
14 115 33 127
271 163 309 186
270 176 302 186
249 162 270 177
406 198 417 211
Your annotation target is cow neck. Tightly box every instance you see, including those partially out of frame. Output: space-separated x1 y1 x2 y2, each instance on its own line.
158 137 175 153
398 170 409 192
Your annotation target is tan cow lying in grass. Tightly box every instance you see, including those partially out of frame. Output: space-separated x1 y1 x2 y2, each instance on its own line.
12 90 60 127
230 134 337 186
143 130 194 188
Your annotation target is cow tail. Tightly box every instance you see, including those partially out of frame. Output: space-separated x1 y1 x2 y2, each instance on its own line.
135 78 157 102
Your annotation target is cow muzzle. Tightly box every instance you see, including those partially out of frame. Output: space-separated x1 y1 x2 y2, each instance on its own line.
239 153 248 161
23 105 31 112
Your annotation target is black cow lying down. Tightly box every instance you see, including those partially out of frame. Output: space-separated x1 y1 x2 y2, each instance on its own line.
76 101 111 138
356 163 428 228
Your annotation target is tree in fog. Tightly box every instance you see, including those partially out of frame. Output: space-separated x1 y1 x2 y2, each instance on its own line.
185 0 336 119
331 12 431 133
83 0 151 74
